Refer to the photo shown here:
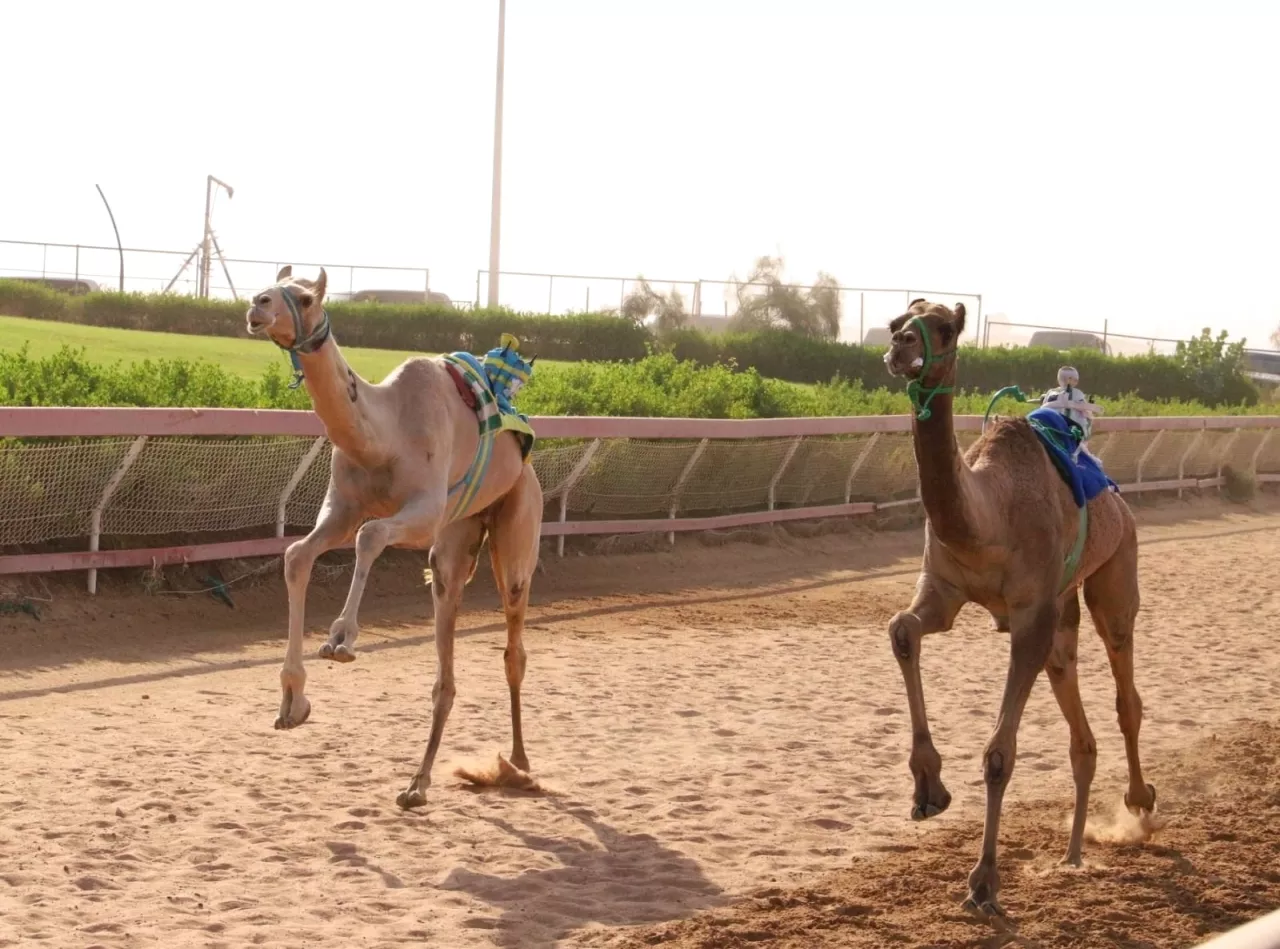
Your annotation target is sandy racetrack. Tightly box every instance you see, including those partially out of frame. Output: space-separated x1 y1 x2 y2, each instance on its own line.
1 497 1278 948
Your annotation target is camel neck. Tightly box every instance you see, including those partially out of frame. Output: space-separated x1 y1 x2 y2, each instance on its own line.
296 340 373 463
910 392 980 549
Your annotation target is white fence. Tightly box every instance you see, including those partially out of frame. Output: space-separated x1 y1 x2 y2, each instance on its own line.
2 408 1278 593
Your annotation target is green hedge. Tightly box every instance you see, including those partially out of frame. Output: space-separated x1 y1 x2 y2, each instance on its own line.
665 328 1260 407
2 345 1270 419
0 279 1259 406
0 280 649 363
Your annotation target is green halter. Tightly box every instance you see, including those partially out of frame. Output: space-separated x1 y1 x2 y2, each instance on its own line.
275 285 332 389
904 316 956 421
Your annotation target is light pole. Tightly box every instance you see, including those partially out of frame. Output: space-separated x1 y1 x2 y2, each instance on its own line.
94 184 124 292
487 0 506 309
200 175 234 298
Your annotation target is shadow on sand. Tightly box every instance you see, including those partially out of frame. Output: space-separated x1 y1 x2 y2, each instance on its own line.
438 795 724 948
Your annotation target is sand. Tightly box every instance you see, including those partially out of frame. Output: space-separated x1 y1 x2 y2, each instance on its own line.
1 496 1278 949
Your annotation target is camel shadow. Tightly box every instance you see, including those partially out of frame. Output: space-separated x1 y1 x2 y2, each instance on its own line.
438 798 724 948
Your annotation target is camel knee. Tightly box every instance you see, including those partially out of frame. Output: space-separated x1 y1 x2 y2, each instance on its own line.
888 612 921 661
982 744 1014 789
1116 689 1143 733
431 675 457 709
283 540 314 587
503 644 527 687
355 520 391 563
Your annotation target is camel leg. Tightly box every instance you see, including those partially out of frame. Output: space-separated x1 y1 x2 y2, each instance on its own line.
888 574 965 821
275 497 362 730
487 465 543 773
322 493 444 663
396 516 486 810
1084 541 1155 814
964 598 1057 917
1044 590 1097 866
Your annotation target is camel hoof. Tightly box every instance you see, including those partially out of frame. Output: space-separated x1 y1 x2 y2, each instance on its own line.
509 752 530 773
318 642 335 660
396 787 428 811
331 644 357 663
1125 783 1157 815
911 787 951 821
1061 853 1083 868
273 696 311 730
962 896 1006 919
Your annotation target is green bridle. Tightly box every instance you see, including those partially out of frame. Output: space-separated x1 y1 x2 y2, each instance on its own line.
274 285 332 389
904 316 956 421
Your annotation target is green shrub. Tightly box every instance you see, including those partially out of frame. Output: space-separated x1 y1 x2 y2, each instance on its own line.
0 280 1260 407
2 344 1269 420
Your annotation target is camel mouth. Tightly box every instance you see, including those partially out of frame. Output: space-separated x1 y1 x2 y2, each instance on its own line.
246 317 270 335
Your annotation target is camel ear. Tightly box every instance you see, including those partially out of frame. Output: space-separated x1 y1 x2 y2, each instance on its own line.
314 267 328 303
952 302 967 337
908 298 926 308
276 265 293 281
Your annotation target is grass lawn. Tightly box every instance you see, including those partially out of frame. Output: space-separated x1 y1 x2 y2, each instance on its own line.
2 315 453 382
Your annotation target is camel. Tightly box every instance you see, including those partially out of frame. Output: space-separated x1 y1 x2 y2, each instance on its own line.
881 299 1155 917
245 266 544 810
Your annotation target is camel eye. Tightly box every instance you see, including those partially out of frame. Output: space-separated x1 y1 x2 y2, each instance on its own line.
902 332 915 343
256 294 271 306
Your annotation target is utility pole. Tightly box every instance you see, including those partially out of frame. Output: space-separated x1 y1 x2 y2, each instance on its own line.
200 175 234 298
487 0 506 309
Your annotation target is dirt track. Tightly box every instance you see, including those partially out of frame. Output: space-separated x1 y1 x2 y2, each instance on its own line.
1 496 1278 948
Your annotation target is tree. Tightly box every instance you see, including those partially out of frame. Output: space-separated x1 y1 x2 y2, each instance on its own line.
619 277 688 335
1174 327 1248 401
726 256 841 340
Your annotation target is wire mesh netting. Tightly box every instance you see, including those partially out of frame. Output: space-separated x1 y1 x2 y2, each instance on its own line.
0 427 1276 557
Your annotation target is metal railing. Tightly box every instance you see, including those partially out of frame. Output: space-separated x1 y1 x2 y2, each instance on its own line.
1 407 1276 592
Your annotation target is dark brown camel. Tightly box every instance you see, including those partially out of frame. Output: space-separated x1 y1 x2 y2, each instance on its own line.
882 299 1156 917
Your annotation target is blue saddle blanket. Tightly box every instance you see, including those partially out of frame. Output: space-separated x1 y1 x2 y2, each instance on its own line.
1027 407 1118 508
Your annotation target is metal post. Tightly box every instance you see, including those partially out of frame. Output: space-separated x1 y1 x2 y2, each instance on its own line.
548 275 554 315
87 436 148 594
974 293 983 347
486 0 506 309
667 438 710 546
424 268 431 302
858 292 865 345
1177 429 1205 498
348 265 354 300
476 270 483 308
1248 429 1275 477
845 433 881 503
200 175 213 297
1134 429 1166 489
768 436 805 512
585 286 590 314
276 437 327 537
557 438 600 558
1216 429 1243 494
74 244 80 289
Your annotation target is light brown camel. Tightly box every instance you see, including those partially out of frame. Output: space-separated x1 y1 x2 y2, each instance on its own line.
882 299 1156 917
246 266 544 810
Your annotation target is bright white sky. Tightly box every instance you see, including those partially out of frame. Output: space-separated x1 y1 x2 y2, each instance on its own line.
5 0 1279 351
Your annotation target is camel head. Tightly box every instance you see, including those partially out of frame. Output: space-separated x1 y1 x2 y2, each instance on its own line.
246 265 331 353
883 298 966 386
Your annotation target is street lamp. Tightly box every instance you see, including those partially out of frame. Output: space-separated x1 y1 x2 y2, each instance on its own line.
487 0 506 309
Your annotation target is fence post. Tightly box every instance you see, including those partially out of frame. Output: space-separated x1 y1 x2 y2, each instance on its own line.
667 438 710 546
557 439 601 558
1248 429 1275 478
845 433 881 504
1216 429 1243 494
476 270 482 308
87 436 148 595
548 275 554 315
1177 429 1205 499
768 436 805 512
1135 429 1166 489
276 436 328 538
75 244 80 288
425 268 431 301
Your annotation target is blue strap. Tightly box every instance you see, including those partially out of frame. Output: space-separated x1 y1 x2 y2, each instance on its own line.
275 285 332 389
